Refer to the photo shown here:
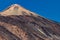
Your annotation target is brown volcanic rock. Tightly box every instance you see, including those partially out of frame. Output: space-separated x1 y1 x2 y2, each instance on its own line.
0 4 60 40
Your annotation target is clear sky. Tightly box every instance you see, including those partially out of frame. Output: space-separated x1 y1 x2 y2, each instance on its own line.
0 0 60 22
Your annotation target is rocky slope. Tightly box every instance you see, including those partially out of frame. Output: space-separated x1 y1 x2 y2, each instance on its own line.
0 4 60 40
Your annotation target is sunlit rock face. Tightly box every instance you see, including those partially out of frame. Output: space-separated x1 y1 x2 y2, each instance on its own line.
0 4 60 40
0 4 37 16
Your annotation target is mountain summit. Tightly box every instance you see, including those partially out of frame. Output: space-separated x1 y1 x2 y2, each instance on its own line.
0 4 37 16
0 4 60 40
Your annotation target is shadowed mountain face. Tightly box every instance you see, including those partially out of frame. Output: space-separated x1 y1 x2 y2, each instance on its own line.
0 4 60 40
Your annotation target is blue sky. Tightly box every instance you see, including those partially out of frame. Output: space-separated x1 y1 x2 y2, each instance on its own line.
0 0 60 22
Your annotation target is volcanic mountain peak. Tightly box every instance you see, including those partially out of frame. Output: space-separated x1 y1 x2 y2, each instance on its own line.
0 4 60 40
0 4 38 16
